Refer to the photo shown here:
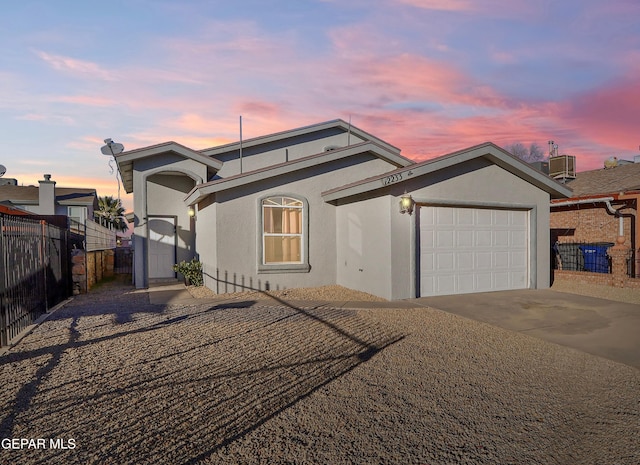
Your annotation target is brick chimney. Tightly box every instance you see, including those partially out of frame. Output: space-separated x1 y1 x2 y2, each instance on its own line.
38 174 56 215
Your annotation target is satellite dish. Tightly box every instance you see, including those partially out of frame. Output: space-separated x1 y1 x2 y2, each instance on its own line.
100 139 125 156
0 165 6 177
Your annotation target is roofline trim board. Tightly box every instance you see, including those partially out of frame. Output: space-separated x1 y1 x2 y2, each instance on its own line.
321 142 573 202
200 119 402 156
185 141 410 205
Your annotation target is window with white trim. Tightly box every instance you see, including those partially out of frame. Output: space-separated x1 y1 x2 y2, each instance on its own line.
68 206 87 225
262 196 303 264
258 195 309 273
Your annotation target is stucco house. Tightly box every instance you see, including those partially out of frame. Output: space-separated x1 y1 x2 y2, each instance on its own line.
116 119 571 299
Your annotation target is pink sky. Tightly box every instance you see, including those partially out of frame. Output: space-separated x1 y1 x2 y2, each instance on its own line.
2 0 639 212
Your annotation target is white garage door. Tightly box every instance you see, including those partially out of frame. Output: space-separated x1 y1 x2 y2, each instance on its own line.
419 206 529 296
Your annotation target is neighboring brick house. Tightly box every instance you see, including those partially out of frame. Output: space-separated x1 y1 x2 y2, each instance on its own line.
550 160 640 277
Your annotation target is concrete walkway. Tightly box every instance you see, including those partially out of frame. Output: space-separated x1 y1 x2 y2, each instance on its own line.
411 289 640 369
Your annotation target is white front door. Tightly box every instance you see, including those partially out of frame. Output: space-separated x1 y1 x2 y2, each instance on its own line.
148 216 176 279
419 206 529 296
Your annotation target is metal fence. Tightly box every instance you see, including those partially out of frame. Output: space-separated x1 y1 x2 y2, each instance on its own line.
553 242 614 274
1 214 71 347
626 250 639 278
114 247 133 274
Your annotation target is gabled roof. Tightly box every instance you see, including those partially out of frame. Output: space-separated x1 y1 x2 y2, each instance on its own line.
200 119 401 157
564 162 640 197
322 142 573 202
0 185 97 206
115 141 224 193
186 141 413 205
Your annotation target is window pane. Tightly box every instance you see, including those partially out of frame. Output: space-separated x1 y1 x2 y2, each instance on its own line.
264 236 302 263
263 206 302 234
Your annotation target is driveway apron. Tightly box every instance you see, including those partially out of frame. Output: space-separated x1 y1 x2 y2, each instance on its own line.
410 289 640 369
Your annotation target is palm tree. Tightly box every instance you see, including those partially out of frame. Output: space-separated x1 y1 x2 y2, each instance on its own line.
96 196 128 232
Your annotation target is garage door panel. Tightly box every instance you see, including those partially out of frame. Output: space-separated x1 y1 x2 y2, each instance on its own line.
476 209 493 225
493 272 511 290
436 275 456 294
457 208 474 225
494 230 509 245
436 253 455 271
458 274 475 292
420 206 529 296
437 230 454 247
511 230 527 246
475 272 492 290
494 210 510 225
457 230 473 247
437 208 455 225
494 251 510 268
476 251 492 269
476 230 492 246
422 230 435 248
421 253 435 272
457 252 473 270
511 251 527 267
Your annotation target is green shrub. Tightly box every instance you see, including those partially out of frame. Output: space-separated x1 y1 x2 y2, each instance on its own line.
172 258 203 286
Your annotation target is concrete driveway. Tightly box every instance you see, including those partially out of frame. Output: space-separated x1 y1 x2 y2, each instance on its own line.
411 289 640 369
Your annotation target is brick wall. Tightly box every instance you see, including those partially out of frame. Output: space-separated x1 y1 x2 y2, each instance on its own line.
553 269 612 286
552 244 640 289
550 204 633 245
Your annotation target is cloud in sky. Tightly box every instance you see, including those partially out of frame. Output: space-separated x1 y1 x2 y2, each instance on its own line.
1 0 639 214
34 50 118 81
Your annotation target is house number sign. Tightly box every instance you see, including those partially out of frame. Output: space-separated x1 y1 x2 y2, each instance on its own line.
382 173 403 186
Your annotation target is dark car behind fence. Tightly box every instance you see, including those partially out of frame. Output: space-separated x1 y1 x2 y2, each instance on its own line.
0 213 71 347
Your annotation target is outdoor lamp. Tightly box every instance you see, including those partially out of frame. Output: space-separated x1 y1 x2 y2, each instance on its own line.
188 206 196 218
399 192 414 215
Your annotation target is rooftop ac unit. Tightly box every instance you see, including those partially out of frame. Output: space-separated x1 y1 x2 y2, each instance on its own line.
549 155 576 179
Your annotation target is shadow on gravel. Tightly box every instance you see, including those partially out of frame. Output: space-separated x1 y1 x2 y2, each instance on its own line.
0 279 404 465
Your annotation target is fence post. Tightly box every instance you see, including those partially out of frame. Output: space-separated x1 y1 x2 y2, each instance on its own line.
608 240 631 288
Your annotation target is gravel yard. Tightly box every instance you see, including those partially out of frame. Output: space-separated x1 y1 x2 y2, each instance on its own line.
1 278 638 464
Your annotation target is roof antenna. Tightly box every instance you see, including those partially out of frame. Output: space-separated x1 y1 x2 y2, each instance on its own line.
239 115 243 174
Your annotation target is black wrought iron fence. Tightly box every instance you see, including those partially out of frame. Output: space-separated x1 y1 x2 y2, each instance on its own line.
627 250 639 278
553 242 614 274
114 247 133 274
0 214 71 347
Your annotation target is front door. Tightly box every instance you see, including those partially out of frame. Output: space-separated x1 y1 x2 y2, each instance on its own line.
148 216 176 279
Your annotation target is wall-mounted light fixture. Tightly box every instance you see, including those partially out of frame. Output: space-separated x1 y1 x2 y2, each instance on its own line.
399 192 414 215
188 206 196 218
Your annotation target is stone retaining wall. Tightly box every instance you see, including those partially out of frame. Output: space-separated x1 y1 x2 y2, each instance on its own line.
71 249 115 294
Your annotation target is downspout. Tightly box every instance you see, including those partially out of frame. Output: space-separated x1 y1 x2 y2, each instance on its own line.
552 196 626 238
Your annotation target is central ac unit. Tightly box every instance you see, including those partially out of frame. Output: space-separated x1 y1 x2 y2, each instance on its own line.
549 155 576 179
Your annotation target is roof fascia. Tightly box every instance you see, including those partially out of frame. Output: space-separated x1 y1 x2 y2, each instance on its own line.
322 143 573 202
116 141 223 193
116 142 223 170
200 119 402 156
186 141 410 205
